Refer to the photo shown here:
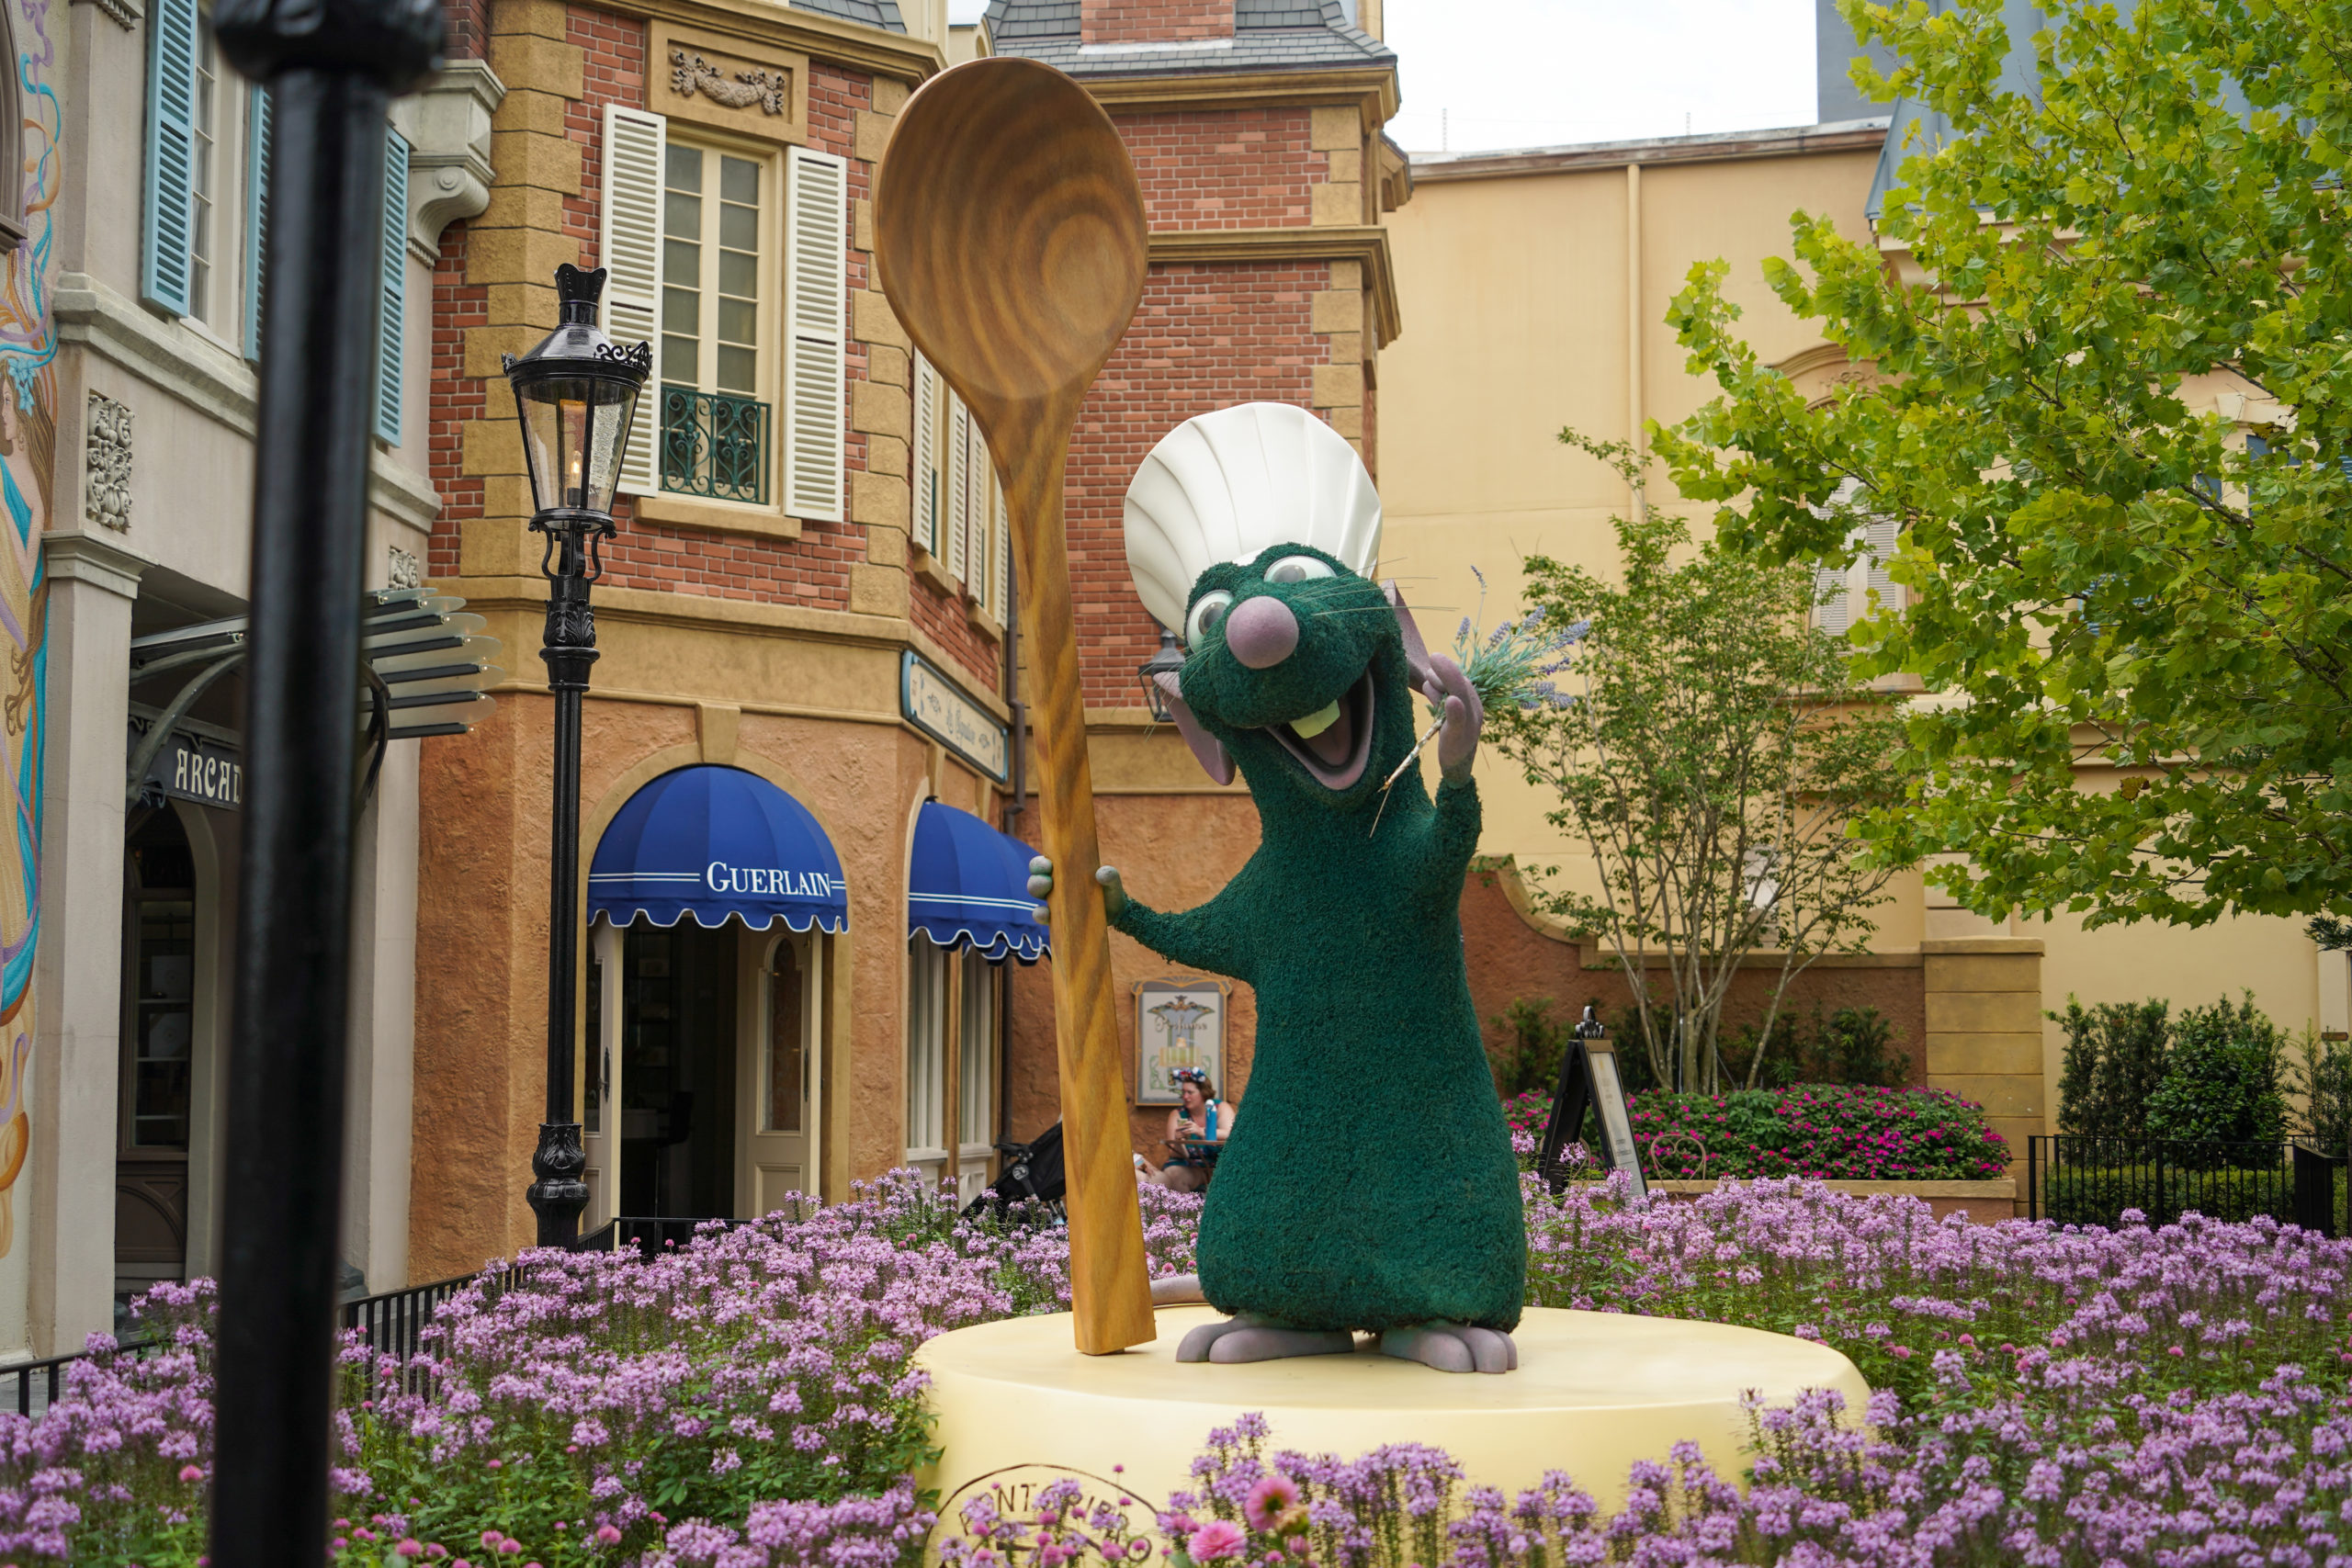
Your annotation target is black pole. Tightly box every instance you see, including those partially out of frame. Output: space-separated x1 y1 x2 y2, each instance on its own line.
527 524 598 1245
208 1 439 1563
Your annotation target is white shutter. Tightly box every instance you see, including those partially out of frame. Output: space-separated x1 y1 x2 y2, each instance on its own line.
992 470 1010 622
1862 517 1900 614
786 145 847 522
1809 478 1862 637
911 354 938 554
965 440 990 610
601 106 665 496
947 393 972 584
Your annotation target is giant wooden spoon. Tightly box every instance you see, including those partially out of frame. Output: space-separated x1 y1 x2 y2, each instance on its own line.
876 57 1156 1355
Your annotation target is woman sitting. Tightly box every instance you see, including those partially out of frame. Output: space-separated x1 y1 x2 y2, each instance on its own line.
1150 1067 1233 1192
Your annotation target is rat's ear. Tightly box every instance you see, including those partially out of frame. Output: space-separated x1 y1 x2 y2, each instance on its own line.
1384 581 1438 692
1154 672 1236 785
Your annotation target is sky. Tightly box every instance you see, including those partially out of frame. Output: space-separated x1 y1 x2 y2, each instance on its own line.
1383 0 1821 154
941 1 1826 156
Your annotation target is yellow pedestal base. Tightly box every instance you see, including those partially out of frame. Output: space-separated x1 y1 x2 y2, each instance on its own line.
915 1304 1867 1531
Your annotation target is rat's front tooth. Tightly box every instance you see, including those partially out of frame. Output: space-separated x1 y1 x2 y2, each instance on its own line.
1289 699 1342 739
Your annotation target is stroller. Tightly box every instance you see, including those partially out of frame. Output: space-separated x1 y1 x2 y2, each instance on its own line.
960 1122 1067 1222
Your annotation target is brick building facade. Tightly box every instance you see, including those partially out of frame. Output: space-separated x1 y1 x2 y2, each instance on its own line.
406 0 1406 1270
982 0 1408 1153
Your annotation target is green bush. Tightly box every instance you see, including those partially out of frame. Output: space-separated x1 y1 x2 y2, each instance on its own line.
1722 1003 1909 1089
2052 996 2170 1137
2038 1162 2296 1227
2144 992 2287 1150
2294 1027 2352 1158
1487 996 1571 1099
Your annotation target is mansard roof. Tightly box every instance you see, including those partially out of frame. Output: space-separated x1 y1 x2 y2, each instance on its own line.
982 0 1395 77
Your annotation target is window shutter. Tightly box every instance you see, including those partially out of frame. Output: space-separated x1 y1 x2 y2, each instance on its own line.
965 440 989 611
242 87 270 361
373 129 409 445
992 470 1010 622
601 106 666 496
946 393 971 584
912 354 938 553
785 145 847 522
141 0 200 315
1809 477 1862 637
1862 517 1899 614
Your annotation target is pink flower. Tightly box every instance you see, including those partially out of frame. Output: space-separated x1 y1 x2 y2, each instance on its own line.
1188 1521 1247 1562
178 1465 204 1483
396 1542 424 1558
1243 1476 1300 1532
481 1532 504 1550
594 1526 623 1546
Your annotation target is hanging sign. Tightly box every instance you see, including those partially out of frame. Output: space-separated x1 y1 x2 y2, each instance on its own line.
901 651 1010 782
129 719 243 811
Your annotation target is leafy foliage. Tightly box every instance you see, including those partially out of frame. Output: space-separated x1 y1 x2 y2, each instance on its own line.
1626 1084 2009 1180
2052 997 2173 1137
1723 1003 1911 1089
1486 463 1916 1092
2144 992 2289 1146
2294 1026 2352 1157
1487 996 1572 1098
1651 0 2352 928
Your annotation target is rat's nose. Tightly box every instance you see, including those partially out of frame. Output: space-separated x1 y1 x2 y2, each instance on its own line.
1223 595 1299 669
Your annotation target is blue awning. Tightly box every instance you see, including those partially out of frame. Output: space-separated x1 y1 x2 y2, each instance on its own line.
909 800 1047 963
590 765 847 933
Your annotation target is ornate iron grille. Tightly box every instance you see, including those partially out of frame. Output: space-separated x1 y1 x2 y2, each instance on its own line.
660 386 770 504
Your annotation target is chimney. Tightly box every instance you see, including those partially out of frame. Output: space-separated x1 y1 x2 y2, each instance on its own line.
1080 0 1237 46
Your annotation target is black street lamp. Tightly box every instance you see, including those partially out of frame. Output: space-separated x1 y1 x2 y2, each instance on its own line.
1137 625 1184 722
208 0 443 1561
503 264 650 1247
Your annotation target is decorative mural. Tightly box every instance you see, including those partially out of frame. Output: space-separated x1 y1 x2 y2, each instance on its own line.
0 0 62 1258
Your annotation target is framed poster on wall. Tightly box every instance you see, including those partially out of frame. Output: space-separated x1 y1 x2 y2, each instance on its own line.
1134 976 1227 1106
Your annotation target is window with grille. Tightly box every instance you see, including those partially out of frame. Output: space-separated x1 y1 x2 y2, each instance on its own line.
659 140 774 503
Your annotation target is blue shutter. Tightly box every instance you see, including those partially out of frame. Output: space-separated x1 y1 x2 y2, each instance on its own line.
375 129 408 444
141 0 200 315
243 85 270 362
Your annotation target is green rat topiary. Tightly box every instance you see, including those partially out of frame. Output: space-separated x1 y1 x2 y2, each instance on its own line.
1030 402 1525 1374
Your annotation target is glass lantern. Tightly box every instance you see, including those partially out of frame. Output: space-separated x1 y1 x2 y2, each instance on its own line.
503 264 652 520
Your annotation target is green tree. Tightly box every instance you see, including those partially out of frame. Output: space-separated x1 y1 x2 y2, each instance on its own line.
1487 454 1916 1093
1652 0 2352 929
2052 996 2171 1138
2144 992 2288 1146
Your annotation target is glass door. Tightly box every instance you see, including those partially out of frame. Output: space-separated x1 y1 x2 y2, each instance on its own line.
737 929 819 1218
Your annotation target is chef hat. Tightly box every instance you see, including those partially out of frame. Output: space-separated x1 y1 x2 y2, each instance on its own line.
1123 402 1383 633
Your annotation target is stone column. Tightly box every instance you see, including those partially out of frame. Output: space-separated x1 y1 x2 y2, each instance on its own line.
30 529 151 1355
1921 937 2047 1180
342 739 419 1296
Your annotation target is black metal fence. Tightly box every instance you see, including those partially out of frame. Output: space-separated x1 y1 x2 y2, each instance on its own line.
0 1214 763 1420
660 387 770 503
2026 1135 2348 1235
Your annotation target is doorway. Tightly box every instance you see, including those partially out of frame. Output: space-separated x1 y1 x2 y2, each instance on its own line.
117 808 197 1320
584 918 823 1225
617 921 737 1221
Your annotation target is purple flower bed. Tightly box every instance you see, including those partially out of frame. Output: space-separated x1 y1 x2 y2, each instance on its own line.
1503 1086 2008 1181
5 1171 2349 1565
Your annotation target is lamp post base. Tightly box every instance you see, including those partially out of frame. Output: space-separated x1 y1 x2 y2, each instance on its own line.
526 1121 591 1247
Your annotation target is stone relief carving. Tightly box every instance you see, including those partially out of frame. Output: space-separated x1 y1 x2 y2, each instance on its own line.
71 0 142 32
85 391 132 532
670 50 790 116
389 546 422 590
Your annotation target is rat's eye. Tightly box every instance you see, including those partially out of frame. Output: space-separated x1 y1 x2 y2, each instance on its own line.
1185 591 1235 649
1262 555 1336 585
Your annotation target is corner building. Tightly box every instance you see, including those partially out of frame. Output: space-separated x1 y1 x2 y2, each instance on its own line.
412 0 1043 1276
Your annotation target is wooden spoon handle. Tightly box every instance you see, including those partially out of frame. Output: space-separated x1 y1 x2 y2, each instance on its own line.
1006 436 1157 1355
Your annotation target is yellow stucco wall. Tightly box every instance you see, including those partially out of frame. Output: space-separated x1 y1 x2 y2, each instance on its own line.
1379 133 2335 1132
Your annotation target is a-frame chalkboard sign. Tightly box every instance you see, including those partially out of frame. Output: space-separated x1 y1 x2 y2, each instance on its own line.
1534 1007 1648 1199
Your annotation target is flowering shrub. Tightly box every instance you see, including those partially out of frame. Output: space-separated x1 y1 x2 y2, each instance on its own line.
1503 1085 2006 1181
9 1168 2352 1566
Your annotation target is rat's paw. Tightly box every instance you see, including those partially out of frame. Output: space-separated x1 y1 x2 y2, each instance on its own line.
1378 1321 1517 1375
1424 654 1485 784
1023 856 1127 922
1176 1314 1353 1364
